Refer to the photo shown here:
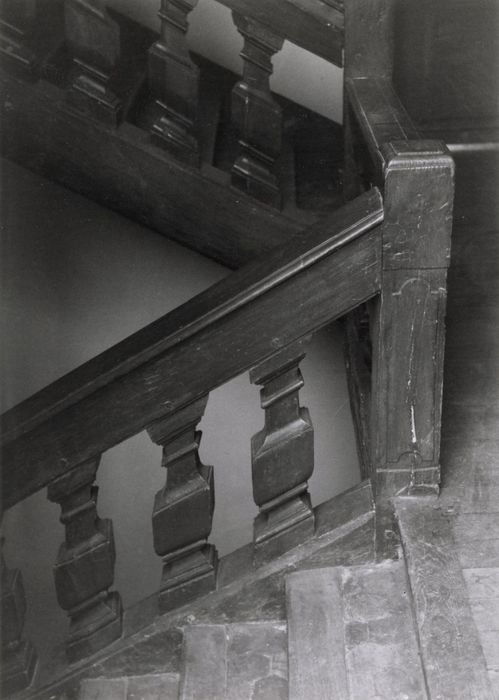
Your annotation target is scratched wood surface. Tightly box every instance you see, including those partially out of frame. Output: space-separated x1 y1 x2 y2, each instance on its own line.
286 561 428 700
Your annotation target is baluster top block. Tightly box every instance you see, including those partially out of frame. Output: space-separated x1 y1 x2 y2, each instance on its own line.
250 337 311 385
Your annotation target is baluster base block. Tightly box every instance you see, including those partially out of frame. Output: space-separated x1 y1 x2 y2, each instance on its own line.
253 491 315 566
0 639 37 696
66 590 123 663
67 73 122 127
158 543 218 614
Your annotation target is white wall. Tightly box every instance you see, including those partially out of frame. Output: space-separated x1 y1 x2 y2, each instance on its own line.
1 160 359 655
107 0 344 123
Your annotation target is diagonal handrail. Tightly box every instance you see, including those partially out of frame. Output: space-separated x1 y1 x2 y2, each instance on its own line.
1 188 384 510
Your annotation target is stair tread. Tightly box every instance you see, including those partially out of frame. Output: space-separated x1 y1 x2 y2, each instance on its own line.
286 567 348 700
342 562 427 700
395 499 495 700
79 673 180 700
286 561 427 700
180 622 287 700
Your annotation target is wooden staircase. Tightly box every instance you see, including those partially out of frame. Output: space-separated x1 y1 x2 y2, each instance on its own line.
2 0 498 698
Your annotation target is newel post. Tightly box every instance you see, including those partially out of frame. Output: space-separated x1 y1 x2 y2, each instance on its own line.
370 141 454 500
250 338 315 565
147 396 218 613
47 456 123 662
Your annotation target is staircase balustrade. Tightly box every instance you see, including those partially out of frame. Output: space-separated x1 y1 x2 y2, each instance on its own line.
0 0 456 691
1 188 384 683
0 0 344 226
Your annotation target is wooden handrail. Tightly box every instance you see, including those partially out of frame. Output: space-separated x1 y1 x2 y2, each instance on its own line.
214 0 344 67
346 76 421 183
1 188 383 511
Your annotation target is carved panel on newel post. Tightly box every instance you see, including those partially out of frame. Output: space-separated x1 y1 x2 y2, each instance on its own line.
371 140 454 499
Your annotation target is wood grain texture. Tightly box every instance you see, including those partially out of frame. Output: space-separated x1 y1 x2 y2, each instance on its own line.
342 561 427 700
371 141 454 497
395 499 495 700
1 189 383 510
286 568 348 700
454 515 499 568
180 625 227 700
180 622 287 700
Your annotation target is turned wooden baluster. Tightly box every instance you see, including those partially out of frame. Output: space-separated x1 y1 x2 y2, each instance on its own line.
148 0 200 165
230 13 284 209
47 456 122 662
0 535 37 696
0 0 37 76
147 396 217 613
64 0 122 125
250 338 315 565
